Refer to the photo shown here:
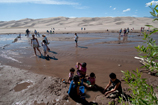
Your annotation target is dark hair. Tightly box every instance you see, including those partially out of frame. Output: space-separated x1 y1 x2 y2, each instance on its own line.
82 62 87 68
73 75 79 82
109 73 116 79
90 72 95 77
43 40 46 43
70 68 75 72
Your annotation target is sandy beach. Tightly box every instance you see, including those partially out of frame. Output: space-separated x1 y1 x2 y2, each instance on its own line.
0 17 158 105
0 17 158 34
0 31 158 105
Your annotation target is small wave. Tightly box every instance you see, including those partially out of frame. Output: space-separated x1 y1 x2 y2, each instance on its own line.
1 36 20 49
2 50 19 56
1 44 10 49
0 54 22 63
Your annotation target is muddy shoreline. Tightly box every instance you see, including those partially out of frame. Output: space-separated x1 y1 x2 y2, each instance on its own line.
0 33 158 104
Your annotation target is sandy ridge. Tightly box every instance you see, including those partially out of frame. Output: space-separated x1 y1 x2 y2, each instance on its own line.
0 17 158 34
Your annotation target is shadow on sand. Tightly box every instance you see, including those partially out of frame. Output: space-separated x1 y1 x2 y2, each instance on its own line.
78 46 88 49
84 84 132 103
49 51 58 54
37 55 58 61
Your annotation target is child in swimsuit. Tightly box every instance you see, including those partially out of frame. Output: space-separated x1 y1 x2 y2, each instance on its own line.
84 72 96 89
68 68 75 83
42 35 50 51
41 40 49 57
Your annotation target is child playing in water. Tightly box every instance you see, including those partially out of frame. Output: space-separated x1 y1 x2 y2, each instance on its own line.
84 72 96 89
42 35 50 51
103 73 122 97
41 40 49 57
68 68 75 83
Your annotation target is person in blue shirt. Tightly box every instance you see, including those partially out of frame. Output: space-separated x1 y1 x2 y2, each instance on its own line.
68 75 90 105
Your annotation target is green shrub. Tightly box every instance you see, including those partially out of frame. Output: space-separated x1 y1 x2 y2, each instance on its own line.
120 4 158 105
121 69 158 105
135 4 158 72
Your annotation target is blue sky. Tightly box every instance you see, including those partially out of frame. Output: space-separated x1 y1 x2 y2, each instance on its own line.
0 0 158 21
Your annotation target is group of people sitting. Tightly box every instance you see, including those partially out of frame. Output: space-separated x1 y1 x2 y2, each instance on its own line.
67 62 122 104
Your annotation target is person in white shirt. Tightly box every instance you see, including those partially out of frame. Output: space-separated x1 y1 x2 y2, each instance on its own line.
31 35 42 56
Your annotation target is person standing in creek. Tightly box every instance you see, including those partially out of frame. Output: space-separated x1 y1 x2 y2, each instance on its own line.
31 35 42 56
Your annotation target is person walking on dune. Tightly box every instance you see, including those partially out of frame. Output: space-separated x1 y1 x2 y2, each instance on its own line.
74 33 78 47
31 35 42 56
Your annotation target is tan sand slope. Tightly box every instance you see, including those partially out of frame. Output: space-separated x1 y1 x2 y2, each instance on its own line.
0 17 158 34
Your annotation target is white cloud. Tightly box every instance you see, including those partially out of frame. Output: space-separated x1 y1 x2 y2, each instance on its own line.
73 6 89 9
123 8 131 12
113 8 116 10
146 0 158 7
110 6 112 8
0 0 78 5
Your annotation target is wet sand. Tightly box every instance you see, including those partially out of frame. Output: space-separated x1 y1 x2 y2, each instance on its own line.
0 33 158 104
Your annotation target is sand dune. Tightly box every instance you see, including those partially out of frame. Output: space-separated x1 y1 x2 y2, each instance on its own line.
0 17 158 34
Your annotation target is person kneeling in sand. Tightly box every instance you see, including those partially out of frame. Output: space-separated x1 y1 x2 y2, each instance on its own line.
41 40 49 58
68 68 75 83
84 72 96 89
68 75 90 104
103 73 122 98
76 62 87 78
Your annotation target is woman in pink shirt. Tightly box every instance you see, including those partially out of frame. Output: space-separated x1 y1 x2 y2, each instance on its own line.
76 62 87 77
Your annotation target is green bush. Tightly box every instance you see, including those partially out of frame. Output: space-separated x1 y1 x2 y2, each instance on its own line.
120 4 158 105
121 69 158 105
135 4 158 72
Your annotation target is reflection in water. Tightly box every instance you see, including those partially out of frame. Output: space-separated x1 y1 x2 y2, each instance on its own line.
123 35 128 42
118 35 121 44
75 48 78 58
118 33 129 43
36 56 41 63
